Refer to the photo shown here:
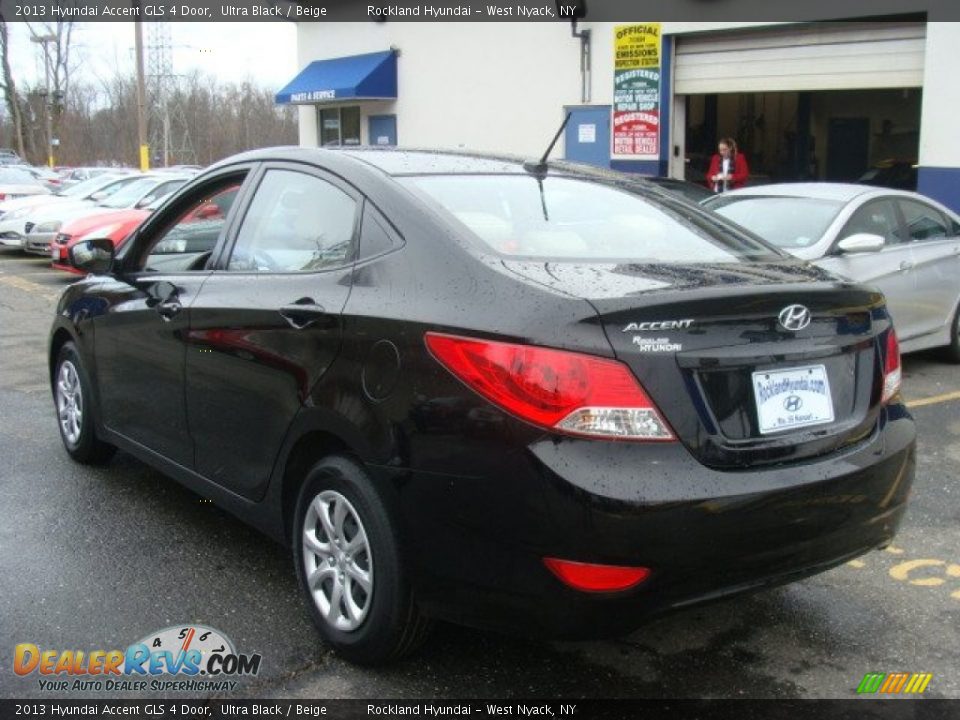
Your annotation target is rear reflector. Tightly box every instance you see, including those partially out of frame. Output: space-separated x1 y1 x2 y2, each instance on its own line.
424 332 674 440
881 329 901 404
543 558 651 593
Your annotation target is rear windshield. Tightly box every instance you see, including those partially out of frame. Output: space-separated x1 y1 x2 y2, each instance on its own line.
705 195 844 250
400 174 781 263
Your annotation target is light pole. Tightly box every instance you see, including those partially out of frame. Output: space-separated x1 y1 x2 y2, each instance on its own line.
29 32 57 168
134 18 149 170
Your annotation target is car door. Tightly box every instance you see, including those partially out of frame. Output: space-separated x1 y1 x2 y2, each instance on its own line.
818 197 920 339
894 197 960 340
184 163 360 500
92 168 254 468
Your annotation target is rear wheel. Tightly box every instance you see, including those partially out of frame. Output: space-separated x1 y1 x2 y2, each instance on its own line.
293 455 430 664
53 342 116 465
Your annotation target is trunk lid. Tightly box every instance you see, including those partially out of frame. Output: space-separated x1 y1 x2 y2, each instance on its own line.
503 259 888 468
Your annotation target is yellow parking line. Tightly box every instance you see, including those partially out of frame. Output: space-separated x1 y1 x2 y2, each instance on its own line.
0 274 59 300
906 390 960 409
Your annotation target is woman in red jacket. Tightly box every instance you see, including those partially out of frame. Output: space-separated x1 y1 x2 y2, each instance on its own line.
706 138 750 192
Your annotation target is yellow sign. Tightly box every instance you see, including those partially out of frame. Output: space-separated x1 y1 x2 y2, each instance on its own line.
614 23 661 70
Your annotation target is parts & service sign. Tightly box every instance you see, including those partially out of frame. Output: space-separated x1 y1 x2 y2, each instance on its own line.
13 625 262 693
612 23 662 157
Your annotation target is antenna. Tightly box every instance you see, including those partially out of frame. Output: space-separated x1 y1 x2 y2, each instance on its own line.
523 111 572 176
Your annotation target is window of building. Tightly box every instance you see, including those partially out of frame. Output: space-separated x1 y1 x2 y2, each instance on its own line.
318 106 361 146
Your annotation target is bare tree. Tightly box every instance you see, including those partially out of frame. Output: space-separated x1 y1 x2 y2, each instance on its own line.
25 21 76 162
0 17 27 157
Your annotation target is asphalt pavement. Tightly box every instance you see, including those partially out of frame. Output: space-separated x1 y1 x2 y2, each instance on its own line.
1 247 958 700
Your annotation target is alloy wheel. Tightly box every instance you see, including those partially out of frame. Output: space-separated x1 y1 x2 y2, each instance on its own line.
56 360 83 446
302 490 373 632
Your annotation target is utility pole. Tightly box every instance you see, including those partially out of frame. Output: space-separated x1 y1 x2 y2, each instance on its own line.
134 18 149 170
29 32 56 168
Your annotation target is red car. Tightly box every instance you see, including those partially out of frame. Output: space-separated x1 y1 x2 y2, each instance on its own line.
51 190 230 274
51 208 149 274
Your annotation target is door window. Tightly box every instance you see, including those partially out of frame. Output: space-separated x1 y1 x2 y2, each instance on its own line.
837 200 901 246
896 199 950 242
226 169 358 273
137 181 243 273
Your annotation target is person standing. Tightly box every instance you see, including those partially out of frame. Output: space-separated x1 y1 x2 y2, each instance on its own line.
706 138 749 192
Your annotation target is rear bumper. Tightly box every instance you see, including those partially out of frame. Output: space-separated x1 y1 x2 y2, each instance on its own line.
393 403 915 638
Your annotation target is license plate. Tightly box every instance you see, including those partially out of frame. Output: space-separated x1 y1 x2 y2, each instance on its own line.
752 364 834 435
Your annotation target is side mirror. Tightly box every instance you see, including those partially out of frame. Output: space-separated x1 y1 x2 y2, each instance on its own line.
837 233 885 254
69 238 115 275
89 190 107 201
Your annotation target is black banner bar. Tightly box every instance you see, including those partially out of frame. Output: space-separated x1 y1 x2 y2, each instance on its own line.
0 0 958 23
1 700 959 720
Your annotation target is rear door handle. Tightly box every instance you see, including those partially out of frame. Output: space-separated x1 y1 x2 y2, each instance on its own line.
279 299 332 329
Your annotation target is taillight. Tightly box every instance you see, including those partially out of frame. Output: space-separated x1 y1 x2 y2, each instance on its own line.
424 332 674 441
881 329 901 404
0 193 6 201
543 558 651 593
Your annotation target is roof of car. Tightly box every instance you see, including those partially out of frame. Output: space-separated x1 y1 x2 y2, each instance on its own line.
214 145 646 180
719 182 896 202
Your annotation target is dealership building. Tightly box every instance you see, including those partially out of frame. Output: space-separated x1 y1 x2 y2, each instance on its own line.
277 13 960 211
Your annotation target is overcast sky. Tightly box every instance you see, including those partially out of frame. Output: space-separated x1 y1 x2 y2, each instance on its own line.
9 22 299 91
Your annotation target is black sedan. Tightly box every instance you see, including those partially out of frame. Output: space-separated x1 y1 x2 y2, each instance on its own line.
50 148 915 664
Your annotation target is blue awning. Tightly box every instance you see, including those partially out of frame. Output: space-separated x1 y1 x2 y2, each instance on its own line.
275 50 397 105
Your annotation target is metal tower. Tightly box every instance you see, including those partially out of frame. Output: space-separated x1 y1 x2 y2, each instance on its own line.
145 22 196 167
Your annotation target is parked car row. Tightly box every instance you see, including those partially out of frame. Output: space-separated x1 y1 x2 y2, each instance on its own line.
0 171 194 261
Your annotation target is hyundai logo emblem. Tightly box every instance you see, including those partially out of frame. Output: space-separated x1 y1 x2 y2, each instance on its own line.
778 304 811 331
783 395 803 412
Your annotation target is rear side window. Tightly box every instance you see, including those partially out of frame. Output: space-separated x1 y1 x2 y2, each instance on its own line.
402 175 779 263
227 169 358 272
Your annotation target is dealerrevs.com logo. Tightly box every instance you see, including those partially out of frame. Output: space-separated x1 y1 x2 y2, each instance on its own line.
14 624 262 693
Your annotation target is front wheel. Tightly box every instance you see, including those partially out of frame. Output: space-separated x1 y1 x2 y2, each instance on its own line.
293 455 430 664
943 302 960 363
53 342 116 465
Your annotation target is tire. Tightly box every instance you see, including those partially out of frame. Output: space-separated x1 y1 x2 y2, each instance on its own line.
53 342 116 465
293 455 431 664
943 302 960 364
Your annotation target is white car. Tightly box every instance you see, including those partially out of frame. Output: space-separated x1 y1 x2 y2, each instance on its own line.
705 183 960 358
22 174 189 255
0 174 143 247
0 167 49 203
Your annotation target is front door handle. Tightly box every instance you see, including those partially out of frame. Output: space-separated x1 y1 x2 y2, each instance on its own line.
899 260 915 272
279 299 331 330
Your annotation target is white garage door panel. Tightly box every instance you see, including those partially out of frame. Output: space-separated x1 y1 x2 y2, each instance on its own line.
675 22 926 94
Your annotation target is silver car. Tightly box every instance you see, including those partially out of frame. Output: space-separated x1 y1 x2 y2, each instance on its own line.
705 183 960 359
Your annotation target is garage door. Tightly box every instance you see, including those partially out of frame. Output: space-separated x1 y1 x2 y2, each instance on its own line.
675 22 926 94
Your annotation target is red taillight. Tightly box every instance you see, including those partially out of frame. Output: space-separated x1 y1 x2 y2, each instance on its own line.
424 332 674 441
543 558 651 593
881 329 902 404
0 193 6 201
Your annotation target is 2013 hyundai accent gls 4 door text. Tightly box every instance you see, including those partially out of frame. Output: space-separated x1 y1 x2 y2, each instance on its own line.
50 148 915 664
